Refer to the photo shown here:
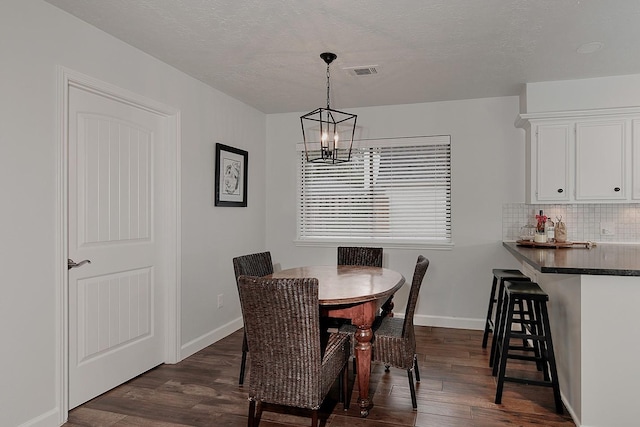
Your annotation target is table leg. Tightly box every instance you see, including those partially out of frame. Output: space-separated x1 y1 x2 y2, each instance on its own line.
352 301 377 417
380 296 395 317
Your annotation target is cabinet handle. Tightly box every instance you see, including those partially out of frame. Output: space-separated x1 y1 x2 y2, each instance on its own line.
614 187 621 192
557 188 563 193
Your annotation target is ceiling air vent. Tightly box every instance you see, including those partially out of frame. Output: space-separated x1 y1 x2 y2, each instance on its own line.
343 65 379 77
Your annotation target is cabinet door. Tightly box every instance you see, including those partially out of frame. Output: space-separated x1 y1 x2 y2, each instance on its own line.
633 119 640 200
575 120 626 200
536 123 571 201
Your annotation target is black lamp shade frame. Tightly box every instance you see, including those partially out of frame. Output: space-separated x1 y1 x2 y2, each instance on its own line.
300 52 357 164
300 106 357 164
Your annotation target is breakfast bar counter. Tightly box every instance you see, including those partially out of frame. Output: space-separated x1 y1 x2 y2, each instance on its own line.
502 241 640 427
502 241 640 276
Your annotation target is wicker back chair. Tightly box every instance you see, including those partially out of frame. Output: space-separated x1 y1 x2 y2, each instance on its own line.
232 251 274 385
237 276 350 427
337 246 383 267
337 246 395 318
373 255 430 409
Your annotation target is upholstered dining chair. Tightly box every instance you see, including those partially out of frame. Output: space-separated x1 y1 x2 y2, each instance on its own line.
340 255 430 409
237 276 351 427
232 251 274 385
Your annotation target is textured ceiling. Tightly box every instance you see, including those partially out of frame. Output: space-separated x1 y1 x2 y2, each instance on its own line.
46 0 640 114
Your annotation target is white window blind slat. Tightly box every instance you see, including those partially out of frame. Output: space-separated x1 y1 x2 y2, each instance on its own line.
297 136 451 243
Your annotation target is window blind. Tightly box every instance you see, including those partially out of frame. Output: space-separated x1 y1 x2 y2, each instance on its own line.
297 135 451 244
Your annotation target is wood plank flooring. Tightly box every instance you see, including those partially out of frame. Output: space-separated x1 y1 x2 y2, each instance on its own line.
64 326 576 426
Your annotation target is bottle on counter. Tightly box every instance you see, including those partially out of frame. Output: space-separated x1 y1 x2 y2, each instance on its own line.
546 217 555 242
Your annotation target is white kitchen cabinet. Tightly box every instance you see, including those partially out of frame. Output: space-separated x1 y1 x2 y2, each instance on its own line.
517 107 640 204
535 123 571 202
634 119 640 200
575 120 626 200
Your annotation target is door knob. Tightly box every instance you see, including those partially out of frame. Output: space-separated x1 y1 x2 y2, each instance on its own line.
68 259 91 270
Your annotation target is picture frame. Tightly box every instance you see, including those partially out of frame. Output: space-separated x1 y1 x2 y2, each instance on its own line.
214 143 248 207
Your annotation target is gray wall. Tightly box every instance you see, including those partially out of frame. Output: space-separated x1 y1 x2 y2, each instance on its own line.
1 1 265 426
265 97 526 328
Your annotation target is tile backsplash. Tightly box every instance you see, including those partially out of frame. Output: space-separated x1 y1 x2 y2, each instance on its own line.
503 204 640 243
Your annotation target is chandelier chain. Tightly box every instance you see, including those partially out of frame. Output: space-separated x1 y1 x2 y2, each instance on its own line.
326 63 331 109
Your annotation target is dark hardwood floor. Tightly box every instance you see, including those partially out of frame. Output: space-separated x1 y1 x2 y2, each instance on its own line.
64 326 576 426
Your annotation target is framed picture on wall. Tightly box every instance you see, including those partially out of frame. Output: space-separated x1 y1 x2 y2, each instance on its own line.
214 143 248 207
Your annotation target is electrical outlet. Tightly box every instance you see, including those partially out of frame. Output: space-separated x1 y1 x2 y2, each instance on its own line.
600 222 615 236
217 293 224 308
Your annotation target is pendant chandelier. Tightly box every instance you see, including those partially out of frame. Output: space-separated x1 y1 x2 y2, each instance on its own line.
300 52 357 164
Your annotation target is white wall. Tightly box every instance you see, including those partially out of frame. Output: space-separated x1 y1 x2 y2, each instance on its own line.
266 97 525 327
522 73 640 113
0 1 265 426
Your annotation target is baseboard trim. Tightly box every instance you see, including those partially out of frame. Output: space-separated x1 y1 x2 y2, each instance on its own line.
17 407 59 427
560 390 581 427
179 317 243 361
413 313 484 330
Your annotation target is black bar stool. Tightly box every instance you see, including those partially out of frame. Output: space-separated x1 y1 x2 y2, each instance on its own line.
493 280 563 414
482 269 531 350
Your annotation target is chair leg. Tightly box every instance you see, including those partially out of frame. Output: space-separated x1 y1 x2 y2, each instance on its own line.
539 301 564 415
342 365 349 410
239 350 248 385
255 402 263 426
495 297 515 404
247 400 255 427
413 354 421 382
239 332 248 385
489 279 506 368
482 276 499 348
528 299 545 374
311 409 318 427
407 369 417 409
338 366 343 402
517 298 529 349
491 280 509 373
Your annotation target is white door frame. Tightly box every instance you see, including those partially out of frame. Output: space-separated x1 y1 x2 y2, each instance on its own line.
55 66 181 423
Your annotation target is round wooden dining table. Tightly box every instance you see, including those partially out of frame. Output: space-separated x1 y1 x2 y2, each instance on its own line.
269 265 405 417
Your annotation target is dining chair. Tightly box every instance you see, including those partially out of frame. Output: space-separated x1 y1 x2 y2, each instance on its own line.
337 246 383 268
337 246 395 317
339 255 430 409
373 255 429 409
237 275 351 427
232 251 274 385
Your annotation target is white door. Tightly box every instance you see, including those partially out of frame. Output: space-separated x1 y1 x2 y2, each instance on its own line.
68 85 167 408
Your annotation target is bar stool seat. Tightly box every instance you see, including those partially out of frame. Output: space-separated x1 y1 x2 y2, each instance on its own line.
482 269 531 350
493 280 563 414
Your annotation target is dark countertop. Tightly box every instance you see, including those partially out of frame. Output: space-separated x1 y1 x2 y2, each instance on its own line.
502 242 640 276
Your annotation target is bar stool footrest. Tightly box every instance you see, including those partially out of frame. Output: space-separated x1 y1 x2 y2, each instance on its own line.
507 354 541 363
503 376 555 387
510 333 545 341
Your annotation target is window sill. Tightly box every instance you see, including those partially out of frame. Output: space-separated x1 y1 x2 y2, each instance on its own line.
294 238 454 250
